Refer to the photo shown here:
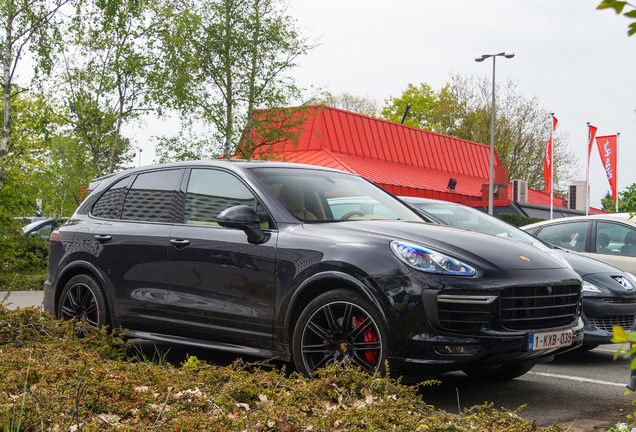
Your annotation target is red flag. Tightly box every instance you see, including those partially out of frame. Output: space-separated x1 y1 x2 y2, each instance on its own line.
596 135 618 201
587 124 597 166
543 116 558 193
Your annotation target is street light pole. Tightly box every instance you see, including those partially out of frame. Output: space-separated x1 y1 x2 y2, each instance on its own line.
475 52 514 215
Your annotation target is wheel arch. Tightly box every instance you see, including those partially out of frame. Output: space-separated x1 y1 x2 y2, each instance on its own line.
53 261 113 319
282 271 389 346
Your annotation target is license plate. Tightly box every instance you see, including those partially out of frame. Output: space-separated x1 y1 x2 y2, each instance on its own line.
528 329 573 351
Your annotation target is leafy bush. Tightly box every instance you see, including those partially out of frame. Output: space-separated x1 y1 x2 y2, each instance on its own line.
0 305 574 431
497 213 544 227
0 269 46 291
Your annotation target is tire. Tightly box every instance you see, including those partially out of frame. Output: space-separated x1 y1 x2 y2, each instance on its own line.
57 274 110 330
292 289 388 377
463 362 535 381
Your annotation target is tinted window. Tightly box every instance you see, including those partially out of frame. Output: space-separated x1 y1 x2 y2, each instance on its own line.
250 167 420 222
535 221 589 251
184 169 269 227
91 176 132 219
121 169 183 223
597 221 636 257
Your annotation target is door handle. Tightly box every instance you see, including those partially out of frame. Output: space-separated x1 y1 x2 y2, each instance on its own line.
170 239 190 248
94 234 112 243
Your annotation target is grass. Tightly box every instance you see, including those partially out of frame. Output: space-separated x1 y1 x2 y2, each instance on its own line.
0 269 46 292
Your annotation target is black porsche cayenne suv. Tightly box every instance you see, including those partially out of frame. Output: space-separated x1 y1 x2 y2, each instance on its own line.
44 160 584 381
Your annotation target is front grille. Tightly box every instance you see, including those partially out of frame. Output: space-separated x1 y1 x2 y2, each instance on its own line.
500 285 580 331
589 315 633 332
438 301 495 331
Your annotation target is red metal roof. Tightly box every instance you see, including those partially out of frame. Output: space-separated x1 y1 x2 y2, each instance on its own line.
249 105 567 209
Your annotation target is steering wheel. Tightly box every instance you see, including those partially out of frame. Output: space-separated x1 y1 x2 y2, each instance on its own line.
340 210 365 220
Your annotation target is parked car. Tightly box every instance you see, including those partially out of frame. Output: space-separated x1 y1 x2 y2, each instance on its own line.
45 160 584 381
522 213 636 274
401 196 636 349
22 218 67 241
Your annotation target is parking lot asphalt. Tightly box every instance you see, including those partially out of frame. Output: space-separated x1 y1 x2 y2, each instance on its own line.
1 290 44 309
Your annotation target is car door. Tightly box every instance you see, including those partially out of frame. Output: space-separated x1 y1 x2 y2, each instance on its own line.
91 168 184 331
592 220 636 274
167 168 277 349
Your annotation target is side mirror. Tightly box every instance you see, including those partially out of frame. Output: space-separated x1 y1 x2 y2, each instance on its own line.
217 205 269 245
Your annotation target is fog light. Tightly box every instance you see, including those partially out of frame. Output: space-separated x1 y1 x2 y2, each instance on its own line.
435 345 480 355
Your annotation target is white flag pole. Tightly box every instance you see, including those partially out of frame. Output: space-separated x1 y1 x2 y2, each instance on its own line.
550 113 555 220
586 122 590 216
616 132 620 213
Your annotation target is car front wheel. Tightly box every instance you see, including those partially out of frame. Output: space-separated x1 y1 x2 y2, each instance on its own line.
57 274 110 329
292 289 387 377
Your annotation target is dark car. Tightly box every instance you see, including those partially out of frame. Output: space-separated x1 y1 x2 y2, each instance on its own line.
22 218 67 240
400 196 636 349
45 160 583 381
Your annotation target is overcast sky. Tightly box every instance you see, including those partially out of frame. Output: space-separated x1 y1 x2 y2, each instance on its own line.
281 0 636 208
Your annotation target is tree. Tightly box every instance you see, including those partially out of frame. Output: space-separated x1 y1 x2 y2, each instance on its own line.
601 183 636 212
0 0 71 190
152 0 311 159
597 1 636 35
0 93 67 221
54 0 154 176
380 75 577 194
310 91 378 117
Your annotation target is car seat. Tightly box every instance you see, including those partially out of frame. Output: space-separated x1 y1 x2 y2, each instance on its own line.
621 231 636 257
596 233 611 254
278 183 317 220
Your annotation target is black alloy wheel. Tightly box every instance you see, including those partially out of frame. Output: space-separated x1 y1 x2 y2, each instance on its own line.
293 289 387 376
58 274 109 329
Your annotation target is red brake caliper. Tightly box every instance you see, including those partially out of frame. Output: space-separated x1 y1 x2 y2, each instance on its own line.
354 316 378 365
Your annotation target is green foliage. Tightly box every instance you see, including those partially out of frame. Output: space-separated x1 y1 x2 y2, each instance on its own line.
0 0 71 190
0 269 46 291
0 305 569 431
381 83 440 130
598 1 636 35
497 213 545 228
600 184 636 212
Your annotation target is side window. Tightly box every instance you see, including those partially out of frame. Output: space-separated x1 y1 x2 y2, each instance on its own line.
91 176 132 219
184 169 270 228
597 221 636 257
121 169 183 223
535 221 589 251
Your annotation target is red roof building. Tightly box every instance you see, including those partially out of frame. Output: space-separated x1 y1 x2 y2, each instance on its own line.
249 106 591 218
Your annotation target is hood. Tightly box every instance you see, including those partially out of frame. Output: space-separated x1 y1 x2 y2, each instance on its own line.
557 249 626 277
308 220 572 271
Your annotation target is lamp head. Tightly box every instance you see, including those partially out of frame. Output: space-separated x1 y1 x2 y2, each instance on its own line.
504 52 515 59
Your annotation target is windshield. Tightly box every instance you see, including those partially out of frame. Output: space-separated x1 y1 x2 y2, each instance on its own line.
250 167 423 222
412 201 536 242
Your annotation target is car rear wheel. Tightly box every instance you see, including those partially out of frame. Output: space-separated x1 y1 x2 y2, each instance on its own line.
462 361 535 381
57 274 110 330
292 289 387 377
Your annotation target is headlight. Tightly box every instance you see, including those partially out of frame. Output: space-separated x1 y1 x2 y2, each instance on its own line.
390 240 476 276
582 280 602 293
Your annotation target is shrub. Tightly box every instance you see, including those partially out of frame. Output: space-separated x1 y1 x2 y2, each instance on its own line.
497 213 545 227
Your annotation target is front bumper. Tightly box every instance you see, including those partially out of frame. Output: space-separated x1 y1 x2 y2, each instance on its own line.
581 297 636 345
389 317 584 376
